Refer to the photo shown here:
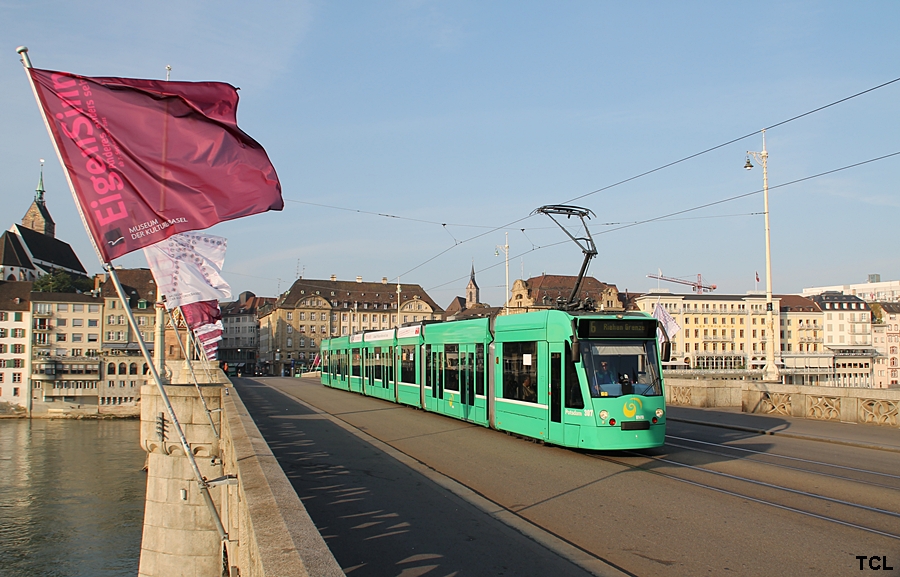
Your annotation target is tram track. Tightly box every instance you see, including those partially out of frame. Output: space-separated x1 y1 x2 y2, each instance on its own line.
665 434 900 490
588 442 900 542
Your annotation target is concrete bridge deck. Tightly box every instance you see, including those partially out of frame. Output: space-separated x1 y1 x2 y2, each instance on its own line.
236 376 900 577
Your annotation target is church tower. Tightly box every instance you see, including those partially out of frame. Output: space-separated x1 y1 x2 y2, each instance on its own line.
465 263 480 308
21 164 56 238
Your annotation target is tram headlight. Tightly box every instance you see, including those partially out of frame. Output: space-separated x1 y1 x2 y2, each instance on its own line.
655 408 664 418
599 410 608 420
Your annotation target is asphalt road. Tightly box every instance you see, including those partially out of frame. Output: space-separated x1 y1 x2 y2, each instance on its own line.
234 377 900 577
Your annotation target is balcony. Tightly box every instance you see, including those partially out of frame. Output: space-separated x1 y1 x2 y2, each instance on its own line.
33 321 53 331
33 309 52 317
31 359 102 381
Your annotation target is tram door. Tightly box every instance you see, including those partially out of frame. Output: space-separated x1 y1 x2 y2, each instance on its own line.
350 348 362 393
430 348 444 412
458 344 477 422
548 344 565 444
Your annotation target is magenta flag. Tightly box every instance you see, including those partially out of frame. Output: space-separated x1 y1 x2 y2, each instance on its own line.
181 300 222 330
28 67 283 261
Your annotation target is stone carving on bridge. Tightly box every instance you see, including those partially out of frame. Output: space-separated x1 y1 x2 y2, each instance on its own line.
671 386 692 405
144 439 217 458
859 399 899 427
807 396 840 421
760 392 791 416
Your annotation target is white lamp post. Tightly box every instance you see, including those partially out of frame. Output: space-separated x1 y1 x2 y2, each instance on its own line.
495 232 509 315
745 129 780 382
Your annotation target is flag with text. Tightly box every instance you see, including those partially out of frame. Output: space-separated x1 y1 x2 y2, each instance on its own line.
28 67 282 261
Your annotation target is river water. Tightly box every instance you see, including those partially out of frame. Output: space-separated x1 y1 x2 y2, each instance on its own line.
0 419 146 577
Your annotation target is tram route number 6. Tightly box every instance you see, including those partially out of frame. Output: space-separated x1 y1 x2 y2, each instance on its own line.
856 556 894 571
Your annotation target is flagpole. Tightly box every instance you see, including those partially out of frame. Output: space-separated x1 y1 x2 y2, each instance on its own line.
106 265 226 541
17 47 226 542
17 47 105 265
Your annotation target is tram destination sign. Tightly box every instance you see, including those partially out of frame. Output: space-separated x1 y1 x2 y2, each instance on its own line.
578 319 656 339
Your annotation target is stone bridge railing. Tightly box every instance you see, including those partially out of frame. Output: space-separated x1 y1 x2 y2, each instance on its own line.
665 376 900 428
139 368 343 577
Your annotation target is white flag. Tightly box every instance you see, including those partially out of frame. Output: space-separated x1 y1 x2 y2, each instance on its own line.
652 303 681 341
143 232 232 309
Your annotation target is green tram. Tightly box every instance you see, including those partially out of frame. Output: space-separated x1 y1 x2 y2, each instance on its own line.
321 310 668 450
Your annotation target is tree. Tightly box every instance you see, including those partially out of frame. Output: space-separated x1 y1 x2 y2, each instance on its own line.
33 270 92 293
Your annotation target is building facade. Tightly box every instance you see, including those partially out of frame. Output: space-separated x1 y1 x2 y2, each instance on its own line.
219 291 273 376
808 292 875 388
802 276 900 303
637 291 876 387
97 269 159 413
505 275 624 313
777 295 831 386
259 276 443 376
0 283 32 412
30 292 104 415
870 302 899 388
635 291 782 371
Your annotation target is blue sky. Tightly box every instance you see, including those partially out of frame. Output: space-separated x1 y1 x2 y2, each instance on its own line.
2 2 899 308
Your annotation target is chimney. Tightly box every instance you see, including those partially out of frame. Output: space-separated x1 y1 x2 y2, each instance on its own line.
356 276 362 283
330 275 337 282
382 277 388 284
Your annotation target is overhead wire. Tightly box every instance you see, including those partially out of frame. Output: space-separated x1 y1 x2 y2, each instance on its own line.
404 73 900 285
426 149 900 293
274 73 900 295
562 74 900 205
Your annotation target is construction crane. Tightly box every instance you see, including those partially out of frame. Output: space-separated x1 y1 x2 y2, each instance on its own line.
647 272 717 293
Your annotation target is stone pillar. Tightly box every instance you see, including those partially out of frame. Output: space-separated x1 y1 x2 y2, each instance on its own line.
139 383 224 577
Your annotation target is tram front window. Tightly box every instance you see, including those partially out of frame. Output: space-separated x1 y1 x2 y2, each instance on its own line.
581 340 661 398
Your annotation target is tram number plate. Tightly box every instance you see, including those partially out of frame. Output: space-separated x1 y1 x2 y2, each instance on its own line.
620 421 650 431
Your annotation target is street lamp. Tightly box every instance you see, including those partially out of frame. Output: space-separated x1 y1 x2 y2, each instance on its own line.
745 129 779 382
495 232 509 315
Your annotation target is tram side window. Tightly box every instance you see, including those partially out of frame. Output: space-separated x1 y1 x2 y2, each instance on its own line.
444 344 460 391
565 342 584 409
425 345 432 388
502 341 537 403
475 344 485 396
400 345 417 384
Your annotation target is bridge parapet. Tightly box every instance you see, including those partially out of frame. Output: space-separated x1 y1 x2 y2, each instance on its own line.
666 376 900 428
139 374 343 577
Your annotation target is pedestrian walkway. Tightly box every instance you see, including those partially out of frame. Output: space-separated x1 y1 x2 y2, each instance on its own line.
667 405 900 453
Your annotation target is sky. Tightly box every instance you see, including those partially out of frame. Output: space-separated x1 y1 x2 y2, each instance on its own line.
1 2 899 309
